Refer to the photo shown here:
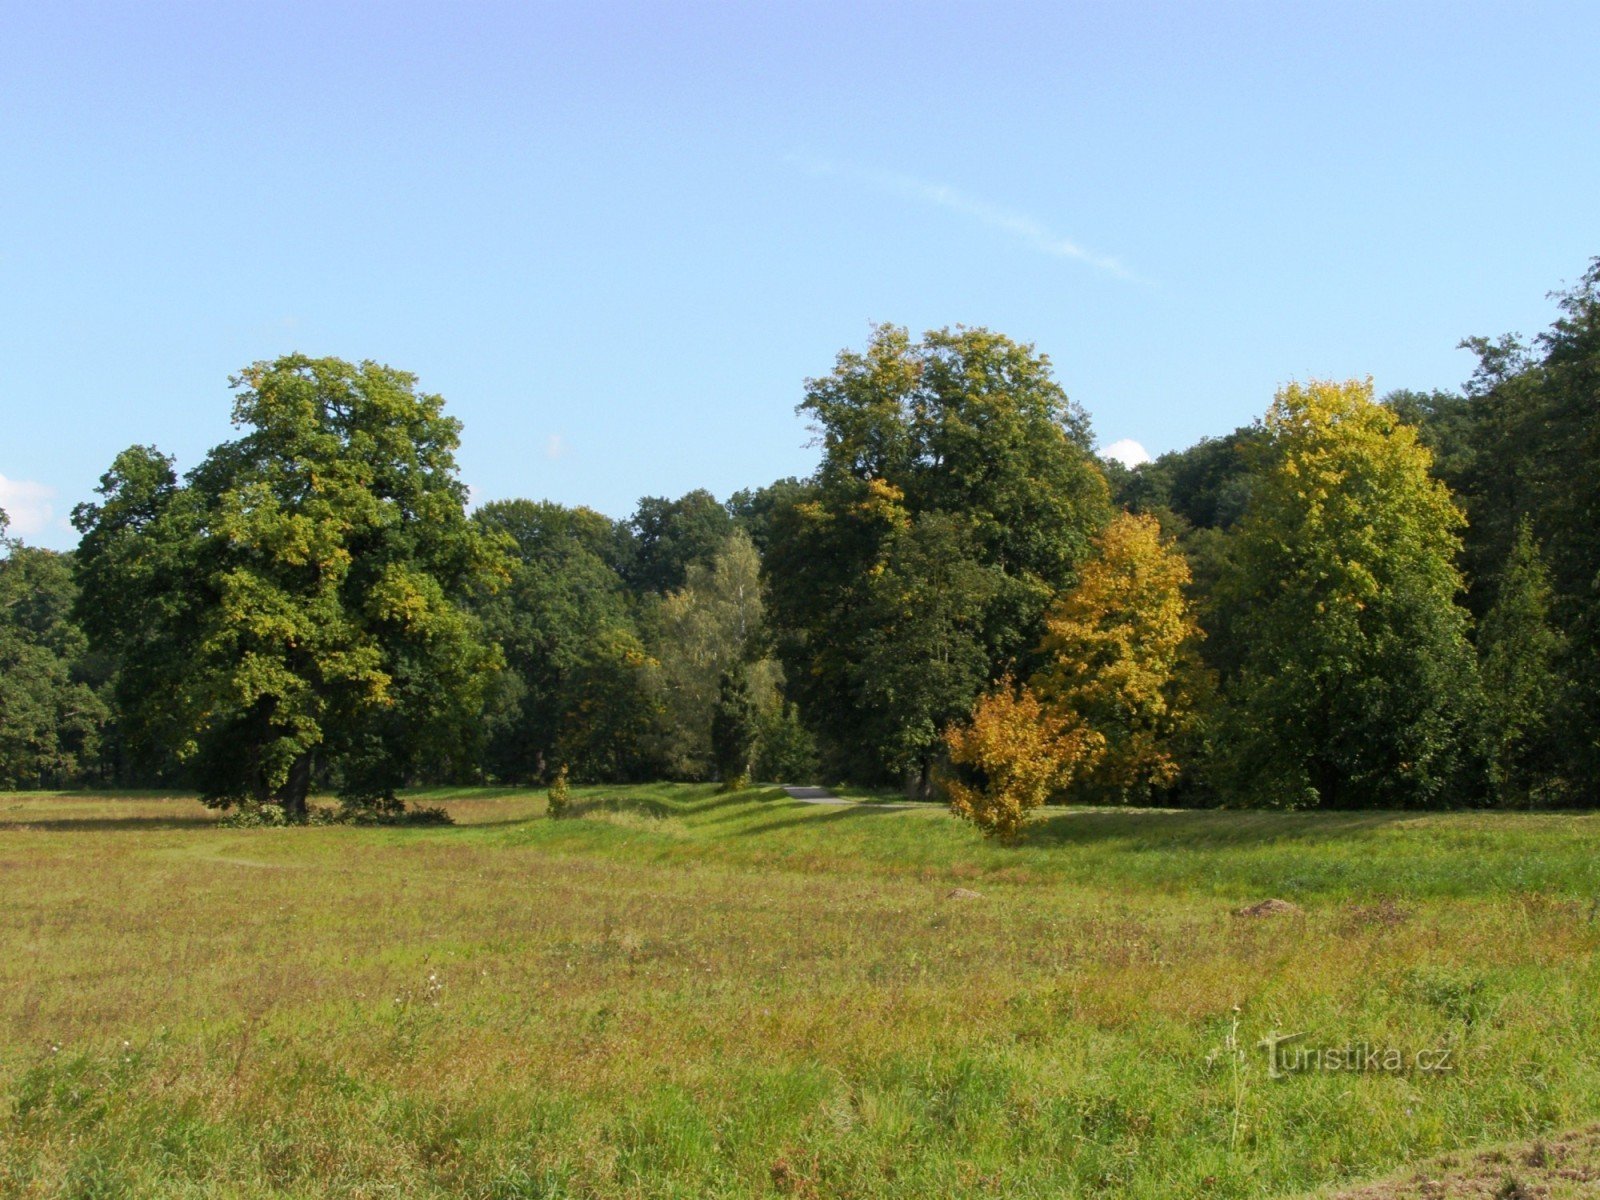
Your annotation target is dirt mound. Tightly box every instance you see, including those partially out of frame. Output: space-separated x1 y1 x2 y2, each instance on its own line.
1339 899 1414 932
1314 1124 1600 1198
1235 898 1304 917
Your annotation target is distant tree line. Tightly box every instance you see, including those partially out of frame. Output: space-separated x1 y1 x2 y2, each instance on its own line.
2 258 1595 817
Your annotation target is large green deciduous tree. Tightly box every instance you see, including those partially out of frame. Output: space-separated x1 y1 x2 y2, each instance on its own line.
765 325 1111 786
1216 379 1478 808
625 489 734 595
1454 260 1600 798
854 509 998 791
726 477 809 555
472 500 645 783
646 528 781 779
0 516 107 788
72 356 506 818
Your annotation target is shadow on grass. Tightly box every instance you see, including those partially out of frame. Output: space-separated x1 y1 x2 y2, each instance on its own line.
577 788 781 820
466 788 767 830
0 815 220 832
564 796 678 820
730 804 1418 848
731 804 926 839
691 789 855 828
403 786 541 802
1019 806 1413 850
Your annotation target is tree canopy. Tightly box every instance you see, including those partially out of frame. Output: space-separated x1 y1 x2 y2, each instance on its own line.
71 355 505 817
0 539 107 789
1214 379 1477 808
626 489 734 594
765 324 1110 787
1033 512 1209 803
13 254 1600 813
472 500 641 783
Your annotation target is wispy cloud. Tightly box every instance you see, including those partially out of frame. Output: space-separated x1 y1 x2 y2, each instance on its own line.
545 434 569 461
786 154 1135 280
0 473 60 539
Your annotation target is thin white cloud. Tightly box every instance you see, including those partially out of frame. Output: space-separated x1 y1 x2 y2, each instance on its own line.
545 434 569 461
0 474 59 538
879 172 1133 278
1100 438 1152 467
786 154 1134 279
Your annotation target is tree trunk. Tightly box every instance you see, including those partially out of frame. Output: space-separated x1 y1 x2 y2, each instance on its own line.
1312 755 1341 809
907 760 934 801
249 744 271 807
276 753 313 821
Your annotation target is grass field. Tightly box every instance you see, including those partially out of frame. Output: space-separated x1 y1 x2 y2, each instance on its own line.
2 786 1598 1198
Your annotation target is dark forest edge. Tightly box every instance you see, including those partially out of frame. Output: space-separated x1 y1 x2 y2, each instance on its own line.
2 258 1596 828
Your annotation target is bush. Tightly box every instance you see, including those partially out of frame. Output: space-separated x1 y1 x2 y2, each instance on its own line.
221 797 454 828
943 679 1103 840
219 803 290 828
547 766 571 819
754 702 819 783
395 804 454 826
344 797 454 826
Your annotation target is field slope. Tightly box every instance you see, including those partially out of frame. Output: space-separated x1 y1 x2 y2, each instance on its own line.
2 786 1598 1198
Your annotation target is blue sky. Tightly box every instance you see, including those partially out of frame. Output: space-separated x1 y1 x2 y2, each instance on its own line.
2 2 1596 550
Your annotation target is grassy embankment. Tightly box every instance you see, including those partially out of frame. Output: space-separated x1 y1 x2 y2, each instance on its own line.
2 785 1598 1198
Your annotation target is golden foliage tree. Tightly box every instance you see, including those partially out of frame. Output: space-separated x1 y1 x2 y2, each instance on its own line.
1216 378 1476 808
1032 511 1209 803
943 679 1102 840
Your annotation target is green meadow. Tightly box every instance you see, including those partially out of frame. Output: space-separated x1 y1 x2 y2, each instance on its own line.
3 787 1598 1198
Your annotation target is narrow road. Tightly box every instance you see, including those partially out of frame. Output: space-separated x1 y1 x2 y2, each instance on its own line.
779 785 932 810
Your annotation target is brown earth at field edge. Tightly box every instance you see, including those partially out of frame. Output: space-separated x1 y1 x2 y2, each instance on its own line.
1306 1124 1600 1199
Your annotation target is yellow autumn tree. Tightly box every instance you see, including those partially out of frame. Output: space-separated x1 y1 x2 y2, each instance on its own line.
1032 511 1210 803
1215 378 1475 808
943 679 1103 840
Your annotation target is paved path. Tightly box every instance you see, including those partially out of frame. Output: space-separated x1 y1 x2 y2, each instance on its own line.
780 785 932 810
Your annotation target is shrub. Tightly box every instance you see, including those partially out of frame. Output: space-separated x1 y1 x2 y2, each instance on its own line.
396 804 454 826
219 802 290 828
547 765 571 819
943 679 1102 840
222 798 454 828
754 702 819 784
